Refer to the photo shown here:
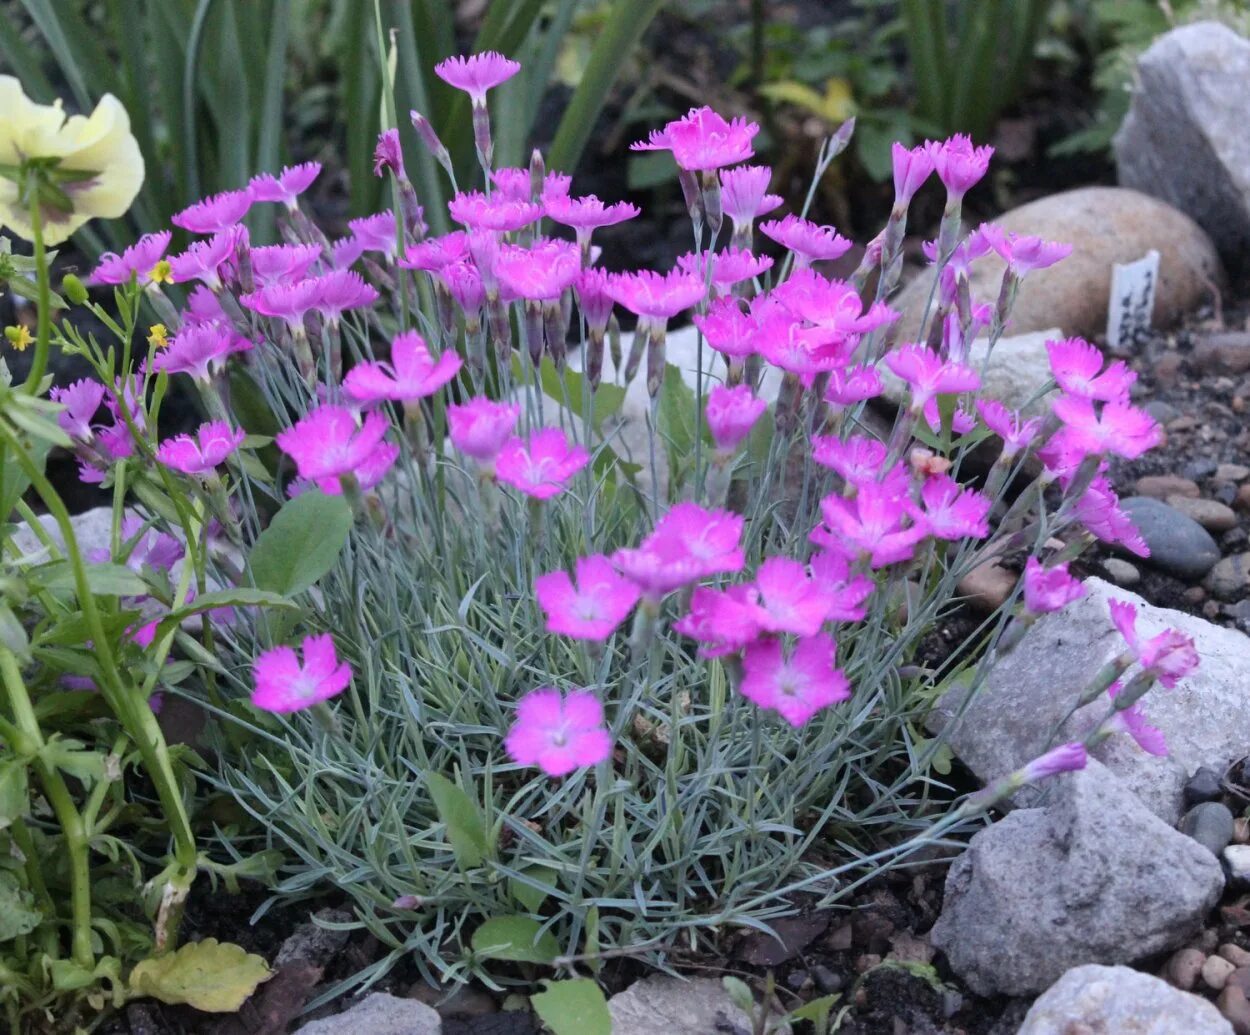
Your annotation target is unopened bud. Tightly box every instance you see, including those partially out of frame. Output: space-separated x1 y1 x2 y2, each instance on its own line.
61 273 88 306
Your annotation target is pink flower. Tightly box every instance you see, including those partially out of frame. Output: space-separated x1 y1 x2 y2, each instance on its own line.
347 212 398 256
719 165 783 232
169 229 239 290
1022 557 1086 614
184 285 229 325
240 277 323 330
495 429 590 499
373 128 405 178
921 398 976 436
248 162 322 209
824 365 884 409
976 224 1071 276
575 268 616 334
759 214 852 266
172 189 252 234
1020 742 1087 783
90 231 172 286
156 421 244 475
1076 477 1149 558
631 106 760 172
811 485 928 569
752 557 838 636
535 555 640 640
1108 598 1199 689
314 270 380 323
920 474 990 540
544 194 640 247
251 633 352 713
1046 337 1135 402
706 384 766 453
1104 681 1168 756
448 398 520 466
494 238 580 301
51 379 105 442
884 344 980 411
613 503 745 598
1050 396 1160 460
808 550 875 621
811 434 888 486
976 399 1042 456
606 269 705 320
250 243 322 285
400 231 471 274
291 441 399 498
932 134 994 197
673 584 766 657
490 167 533 201
677 248 773 291
751 315 851 384
693 297 758 360
445 261 485 314
740 633 851 727
344 330 461 404
434 51 521 106
152 322 252 383
276 406 391 483
331 234 365 270
772 269 897 335
504 688 611 776
448 190 543 233
891 142 935 205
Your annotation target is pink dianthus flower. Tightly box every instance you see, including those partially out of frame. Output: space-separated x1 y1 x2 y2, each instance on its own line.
172 189 252 234
447 398 520 467
740 633 851 727
1046 337 1135 402
535 555 641 640
152 323 252 383
884 343 980 411
504 688 611 776
276 406 392 485
606 269 705 320
90 231 172 287
435 51 521 106
719 165 783 232
1050 396 1160 461
494 238 580 301
495 429 590 499
1022 557 1086 614
156 421 244 475
344 331 461 404
613 503 745 599
448 190 543 232
920 474 991 540
1103 681 1169 756
631 106 759 172
706 384 766 454
248 162 322 209
759 214 852 266
51 379 105 442
251 633 352 713
1108 598 1199 689
931 134 993 197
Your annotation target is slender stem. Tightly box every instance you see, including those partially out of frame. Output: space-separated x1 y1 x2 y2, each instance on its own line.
22 181 52 394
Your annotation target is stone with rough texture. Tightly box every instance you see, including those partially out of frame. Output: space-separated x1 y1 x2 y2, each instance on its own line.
1206 553 1250 601
893 187 1221 340
292 992 441 1035
1114 22 1250 265
607 976 752 1035
1017 964 1232 1034
1181 802 1236 857
882 328 1059 418
1121 496 1221 580
931 761 1224 997
929 578 1250 823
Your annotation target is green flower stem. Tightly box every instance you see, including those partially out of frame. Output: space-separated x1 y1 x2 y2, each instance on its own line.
0 427 199 890
10 818 58 957
22 177 52 395
0 648 94 967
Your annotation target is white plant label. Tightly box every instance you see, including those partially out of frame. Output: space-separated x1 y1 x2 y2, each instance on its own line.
1106 249 1160 352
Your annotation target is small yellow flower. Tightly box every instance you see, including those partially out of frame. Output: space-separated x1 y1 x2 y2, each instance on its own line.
147 323 169 349
148 259 173 285
5 324 33 351
0 76 144 245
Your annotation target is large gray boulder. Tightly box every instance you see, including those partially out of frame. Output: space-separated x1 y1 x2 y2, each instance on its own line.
1017 964 1233 1034
892 187 1221 341
1115 22 1250 266
930 578 1250 823
930 761 1224 997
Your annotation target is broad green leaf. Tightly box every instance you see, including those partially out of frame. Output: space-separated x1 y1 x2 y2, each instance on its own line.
40 737 105 785
531 978 611 1035
788 993 840 1031
0 871 40 942
0 758 28 829
426 771 491 869
155 588 295 639
128 938 271 1011
512 355 627 433
656 362 700 495
32 561 149 598
0 437 49 522
509 863 558 914
471 916 559 964
248 492 353 597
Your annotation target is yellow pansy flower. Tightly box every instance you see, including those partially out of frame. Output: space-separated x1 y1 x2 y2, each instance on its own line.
0 76 144 245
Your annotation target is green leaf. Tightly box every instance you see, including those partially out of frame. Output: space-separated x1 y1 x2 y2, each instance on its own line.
471 916 559 964
248 492 353 597
0 871 40 942
509 863 558 913
426 771 491 869
0 758 29 829
40 737 105 785
128 938 271 1011
32 560 149 598
656 362 700 496
788 993 841 1030
155 588 296 639
531 978 611 1035
0 436 49 522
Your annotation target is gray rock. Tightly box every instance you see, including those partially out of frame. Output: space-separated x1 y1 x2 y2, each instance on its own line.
931 761 1224 997
1168 496 1241 534
1206 553 1250 601
607 976 752 1035
292 992 441 1035
1115 22 1250 265
1121 496 1221 579
930 578 1250 823
1181 802 1236 856
9 507 115 561
1187 766 1226 806
892 187 1221 340
1017 964 1233 1034
1225 845 1250 890
1102 557 1142 587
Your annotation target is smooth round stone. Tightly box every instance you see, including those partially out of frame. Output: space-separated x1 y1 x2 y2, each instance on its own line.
1186 766 1225 806
1102 558 1141 587
1220 984 1250 1035
1206 954 1237 990
1227 845 1250 886
1205 552 1250 601
1168 946 1208 990
1121 496 1222 579
1168 495 1240 532
1223 945 1250 968
1181 802 1236 856
1137 474 1201 499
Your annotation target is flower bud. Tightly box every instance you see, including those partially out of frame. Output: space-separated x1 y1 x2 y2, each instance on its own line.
61 273 89 306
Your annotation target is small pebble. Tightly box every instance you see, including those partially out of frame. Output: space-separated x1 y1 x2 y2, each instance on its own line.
1238 485 1250 512
1218 464 1250 482
1186 766 1225 806
1205 954 1237 990
811 965 843 994
1225 844 1250 890
1168 414 1199 432
1184 585 1208 605
1217 483 1241 506
1229 967 1250 997
1237 817 1250 844
1167 495 1240 532
1101 557 1141 587
1168 946 1208 990
1222 944 1250 968
1136 474 1201 499
1181 802 1236 856
1185 459 1220 481
1205 600 1224 619
1205 553 1250 601
1220 984 1250 1035
1122 496 1221 580
1145 400 1181 424
786 969 812 992
854 953 881 974
1227 528 1250 550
